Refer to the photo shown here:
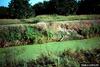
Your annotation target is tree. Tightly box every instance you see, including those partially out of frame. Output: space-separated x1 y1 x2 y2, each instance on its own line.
50 0 78 15
33 2 44 15
77 0 100 14
8 0 34 18
33 0 78 15
32 1 56 15
0 6 9 18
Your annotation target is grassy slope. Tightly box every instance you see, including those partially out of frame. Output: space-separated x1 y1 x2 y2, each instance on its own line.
0 15 100 63
35 15 100 22
0 15 100 25
0 37 100 62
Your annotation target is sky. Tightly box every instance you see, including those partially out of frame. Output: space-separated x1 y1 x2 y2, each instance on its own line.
0 0 49 7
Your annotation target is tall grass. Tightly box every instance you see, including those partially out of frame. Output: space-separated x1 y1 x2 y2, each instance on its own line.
35 15 100 22
0 15 100 25
80 23 100 38
1 48 100 67
0 22 100 47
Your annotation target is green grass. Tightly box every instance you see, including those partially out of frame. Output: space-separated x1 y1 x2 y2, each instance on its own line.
0 37 100 63
0 15 100 25
0 19 23 25
0 15 100 66
35 15 100 22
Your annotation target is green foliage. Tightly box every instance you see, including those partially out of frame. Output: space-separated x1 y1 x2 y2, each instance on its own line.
0 26 21 41
90 23 100 34
55 0 78 15
0 6 9 18
33 0 78 15
2 48 100 67
0 19 100 47
32 18 40 23
8 0 34 18
25 26 44 44
77 0 100 14
0 15 100 25
59 55 79 67
81 23 100 38
27 54 57 67
35 15 100 22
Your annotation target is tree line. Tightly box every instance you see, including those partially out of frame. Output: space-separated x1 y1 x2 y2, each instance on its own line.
0 0 100 19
